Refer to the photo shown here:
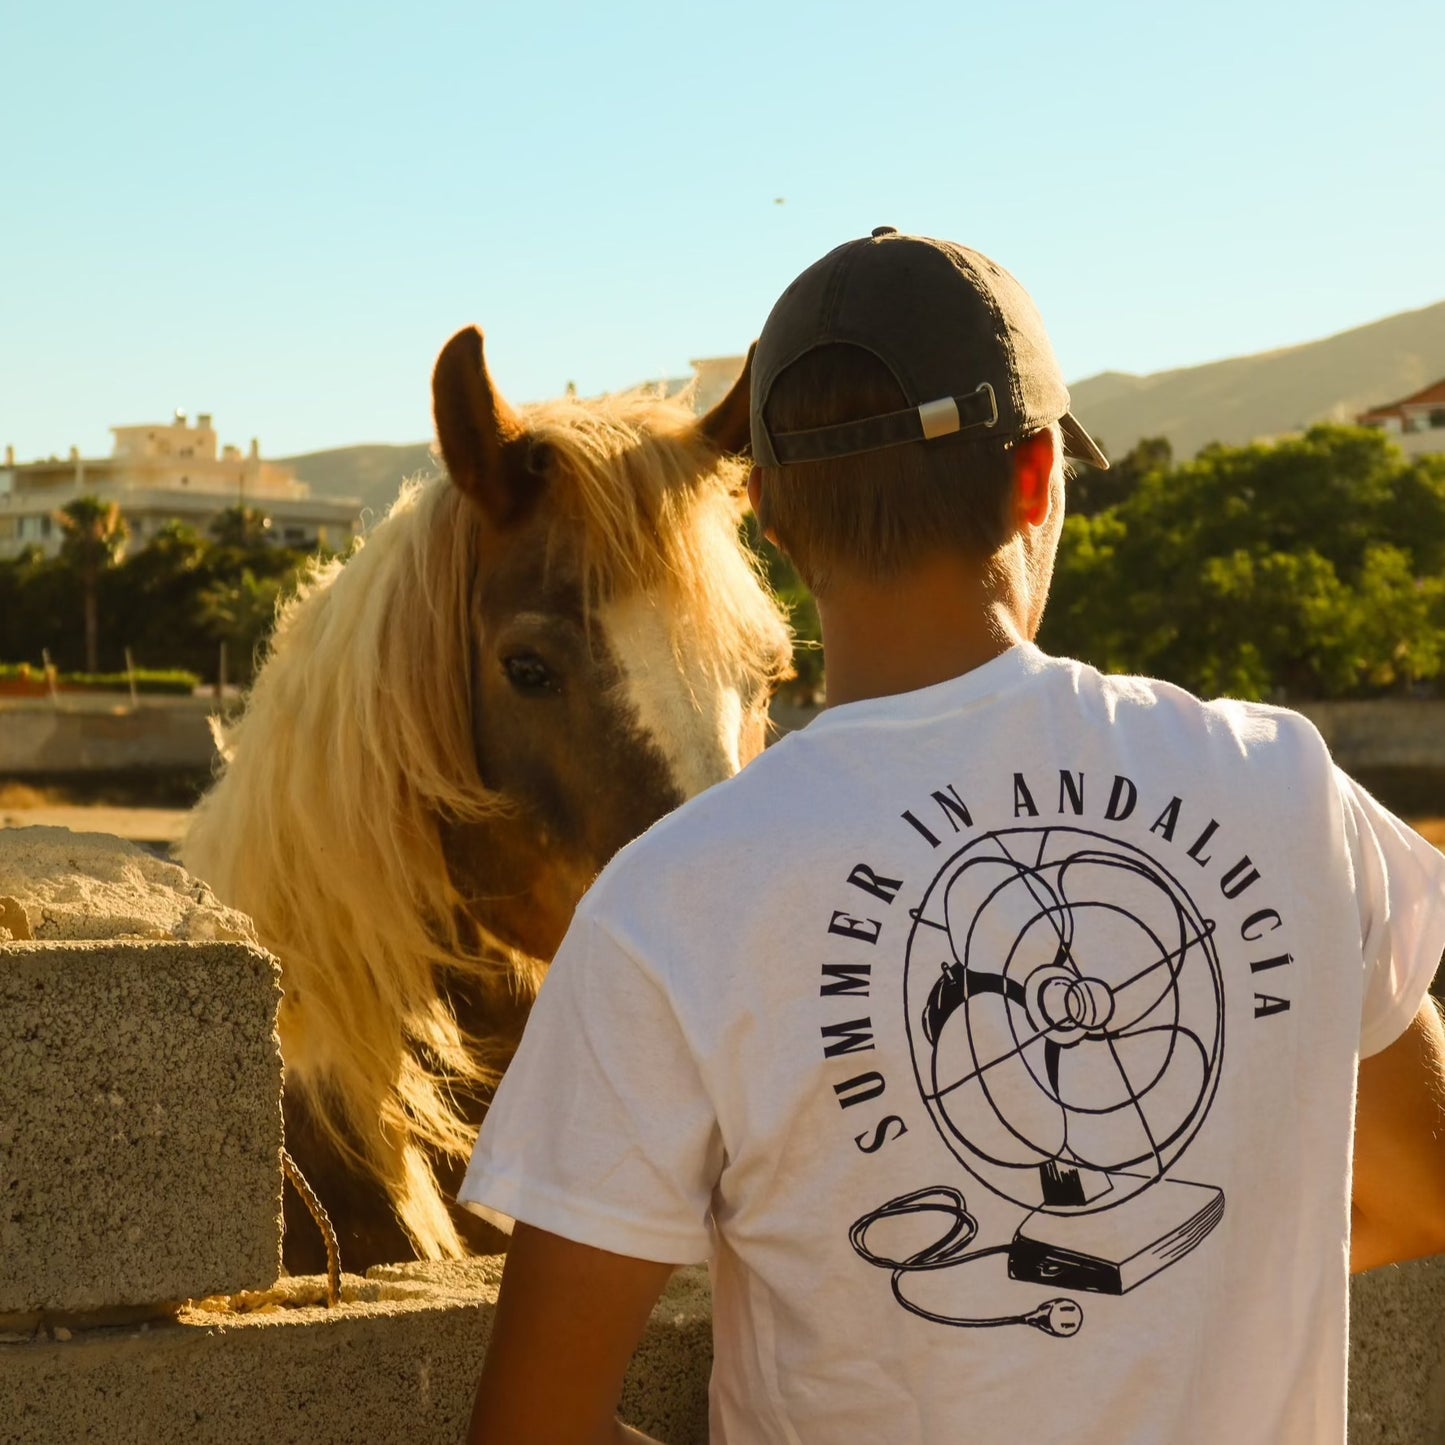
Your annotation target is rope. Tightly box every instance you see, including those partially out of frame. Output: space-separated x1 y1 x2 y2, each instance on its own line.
281 1148 342 1307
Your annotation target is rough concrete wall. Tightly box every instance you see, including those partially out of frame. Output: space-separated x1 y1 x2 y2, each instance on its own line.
1298 701 1445 773
0 939 283 1313
3 1261 711 1445
0 697 219 773
1350 1257 1445 1445
0 827 255 943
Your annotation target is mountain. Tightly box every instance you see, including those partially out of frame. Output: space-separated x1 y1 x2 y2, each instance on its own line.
1068 300 1445 462
281 300 1445 509
278 442 436 520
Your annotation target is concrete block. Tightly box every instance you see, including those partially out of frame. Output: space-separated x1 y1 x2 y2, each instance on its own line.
1 1259 711 1445
0 939 283 1313
1350 1255 1445 1444
0 826 255 943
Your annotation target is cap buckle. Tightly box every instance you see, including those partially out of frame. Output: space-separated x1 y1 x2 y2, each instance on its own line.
917 384 998 442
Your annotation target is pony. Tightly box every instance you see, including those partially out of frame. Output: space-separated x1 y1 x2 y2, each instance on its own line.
181 327 794 1271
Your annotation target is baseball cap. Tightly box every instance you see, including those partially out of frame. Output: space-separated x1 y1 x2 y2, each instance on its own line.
751 227 1108 472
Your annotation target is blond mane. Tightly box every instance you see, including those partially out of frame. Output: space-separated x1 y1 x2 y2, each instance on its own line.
182 389 790 1257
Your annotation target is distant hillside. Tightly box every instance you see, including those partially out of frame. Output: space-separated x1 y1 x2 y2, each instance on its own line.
280 442 436 520
282 300 1445 504
1070 299 1445 461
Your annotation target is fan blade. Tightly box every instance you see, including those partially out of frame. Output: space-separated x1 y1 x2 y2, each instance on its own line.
922 962 966 1046
964 969 1027 1008
1045 1039 1062 1095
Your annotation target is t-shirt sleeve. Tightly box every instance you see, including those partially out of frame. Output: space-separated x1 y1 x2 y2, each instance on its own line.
1335 768 1445 1058
456 904 721 1264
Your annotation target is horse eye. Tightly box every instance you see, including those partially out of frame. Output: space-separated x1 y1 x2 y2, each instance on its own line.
502 653 559 696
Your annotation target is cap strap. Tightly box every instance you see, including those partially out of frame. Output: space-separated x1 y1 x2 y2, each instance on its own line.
769 383 998 466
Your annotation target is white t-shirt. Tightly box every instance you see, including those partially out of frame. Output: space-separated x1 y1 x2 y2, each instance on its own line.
460 645 1445 1445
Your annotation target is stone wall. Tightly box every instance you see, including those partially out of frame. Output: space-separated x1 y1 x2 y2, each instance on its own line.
1297 700 1445 774
0 696 219 774
5 1261 712 1445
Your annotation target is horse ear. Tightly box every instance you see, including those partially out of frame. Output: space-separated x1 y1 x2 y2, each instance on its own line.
696 344 756 457
432 326 538 528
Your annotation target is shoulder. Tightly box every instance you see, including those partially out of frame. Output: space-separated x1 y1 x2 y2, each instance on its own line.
1055 652 1331 757
581 732 812 918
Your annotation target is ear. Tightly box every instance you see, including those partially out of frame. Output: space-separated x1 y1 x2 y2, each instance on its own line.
432 326 539 529
696 344 756 457
1012 428 1059 529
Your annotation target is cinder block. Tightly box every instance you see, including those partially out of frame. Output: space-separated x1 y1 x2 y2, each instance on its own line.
0 940 283 1313
0 825 256 943
1349 1254 1445 1444
1 1260 711 1445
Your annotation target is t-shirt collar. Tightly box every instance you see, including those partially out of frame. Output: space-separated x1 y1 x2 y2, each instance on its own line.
802 641 1046 733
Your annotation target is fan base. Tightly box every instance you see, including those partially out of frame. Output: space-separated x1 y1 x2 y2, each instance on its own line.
1008 1176 1225 1295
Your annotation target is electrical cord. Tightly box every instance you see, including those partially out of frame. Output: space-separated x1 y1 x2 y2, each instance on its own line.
849 1185 1082 1337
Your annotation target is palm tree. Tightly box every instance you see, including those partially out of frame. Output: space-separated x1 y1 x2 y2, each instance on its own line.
197 568 286 687
55 497 129 673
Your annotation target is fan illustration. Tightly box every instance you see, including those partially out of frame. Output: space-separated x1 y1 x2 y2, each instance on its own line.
850 826 1225 1338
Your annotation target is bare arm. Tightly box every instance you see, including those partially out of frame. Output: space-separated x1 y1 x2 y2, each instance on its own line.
1352 994 1445 1273
468 1223 677 1445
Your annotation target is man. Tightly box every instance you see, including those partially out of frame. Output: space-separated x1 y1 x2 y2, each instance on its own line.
460 230 1445 1444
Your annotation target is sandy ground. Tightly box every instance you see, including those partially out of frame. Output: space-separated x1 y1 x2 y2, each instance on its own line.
0 806 189 849
0 788 188 849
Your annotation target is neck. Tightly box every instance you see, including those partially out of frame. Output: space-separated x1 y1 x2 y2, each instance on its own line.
816 546 1034 707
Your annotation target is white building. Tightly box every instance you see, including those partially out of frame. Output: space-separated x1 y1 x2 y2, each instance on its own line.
1357 379 1445 459
688 356 747 413
0 412 360 559
637 356 747 414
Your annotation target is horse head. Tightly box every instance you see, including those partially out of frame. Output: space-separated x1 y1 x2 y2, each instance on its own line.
431 325 790 962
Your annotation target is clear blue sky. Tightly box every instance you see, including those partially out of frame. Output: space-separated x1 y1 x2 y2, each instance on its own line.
3 0 1441 461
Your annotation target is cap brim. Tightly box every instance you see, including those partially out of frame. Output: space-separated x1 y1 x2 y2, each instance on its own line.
1060 411 1109 470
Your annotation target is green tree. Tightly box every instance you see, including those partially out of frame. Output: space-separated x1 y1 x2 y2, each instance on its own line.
197 568 286 686
1068 435 1173 519
108 521 216 680
55 497 130 673
742 515 823 701
1040 426 1445 701
1343 545 1445 695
